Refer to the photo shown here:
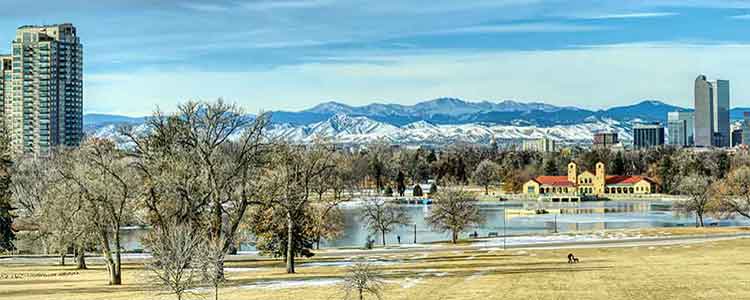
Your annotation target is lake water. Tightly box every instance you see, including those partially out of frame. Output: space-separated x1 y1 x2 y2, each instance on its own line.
120 201 750 251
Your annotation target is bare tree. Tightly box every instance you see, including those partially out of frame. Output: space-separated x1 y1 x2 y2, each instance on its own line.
359 198 410 246
676 175 716 227
341 261 385 300
199 237 227 300
426 185 485 244
472 159 500 195
259 140 336 273
124 100 271 276
717 166 750 219
58 139 138 285
145 223 206 300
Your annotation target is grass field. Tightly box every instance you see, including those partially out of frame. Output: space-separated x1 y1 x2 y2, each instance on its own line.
2 228 750 300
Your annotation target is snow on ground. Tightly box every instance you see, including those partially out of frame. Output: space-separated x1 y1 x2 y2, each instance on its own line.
239 278 343 290
472 232 645 248
224 267 272 273
301 258 402 268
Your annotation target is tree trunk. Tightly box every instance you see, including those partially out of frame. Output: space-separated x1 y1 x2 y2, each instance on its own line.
60 252 66 266
698 212 705 227
214 286 219 300
286 211 295 274
112 230 122 285
381 231 386 246
485 185 489 195
75 247 87 270
359 288 363 300
452 231 458 244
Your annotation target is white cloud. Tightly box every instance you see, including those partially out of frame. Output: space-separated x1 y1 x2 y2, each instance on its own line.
85 43 750 116
180 2 230 12
583 12 678 19
730 14 750 19
435 23 608 34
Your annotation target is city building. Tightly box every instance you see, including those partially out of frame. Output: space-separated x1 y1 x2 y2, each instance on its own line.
732 129 743 147
633 123 665 149
593 132 618 149
743 112 750 147
667 111 694 146
522 162 657 197
0 24 83 155
0 55 11 131
522 137 556 152
694 75 730 148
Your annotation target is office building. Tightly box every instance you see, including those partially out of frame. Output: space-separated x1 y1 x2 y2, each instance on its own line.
712 79 730 147
694 75 730 148
742 112 750 147
522 137 556 152
593 132 618 149
0 24 82 154
667 111 694 146
633 123 665 149
732 129 743 147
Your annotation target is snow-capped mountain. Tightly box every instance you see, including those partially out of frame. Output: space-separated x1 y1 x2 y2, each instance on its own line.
83 97 748 147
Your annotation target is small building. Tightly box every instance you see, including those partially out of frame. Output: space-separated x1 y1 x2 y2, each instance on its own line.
593 132 618 149
522 137 556 152
523 162 657 197
732 129 743 147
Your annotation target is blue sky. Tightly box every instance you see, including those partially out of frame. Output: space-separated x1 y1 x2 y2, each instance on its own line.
1 0 750 116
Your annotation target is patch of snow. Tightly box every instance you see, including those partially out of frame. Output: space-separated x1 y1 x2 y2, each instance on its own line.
240 278 343 290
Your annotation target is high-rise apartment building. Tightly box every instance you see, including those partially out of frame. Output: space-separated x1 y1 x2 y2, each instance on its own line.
667 111 694 146
633 123 665 149
0 23 82 154
694 75 730 148
0 55 11 132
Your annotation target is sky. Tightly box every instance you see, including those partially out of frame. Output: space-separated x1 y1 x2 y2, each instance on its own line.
1 0 750 116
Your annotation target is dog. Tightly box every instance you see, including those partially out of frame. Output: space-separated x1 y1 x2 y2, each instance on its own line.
567 253 579 264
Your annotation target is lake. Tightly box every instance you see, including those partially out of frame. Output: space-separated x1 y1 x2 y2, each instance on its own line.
120 200 750 251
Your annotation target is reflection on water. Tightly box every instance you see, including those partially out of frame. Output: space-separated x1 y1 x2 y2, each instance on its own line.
121 201 750 251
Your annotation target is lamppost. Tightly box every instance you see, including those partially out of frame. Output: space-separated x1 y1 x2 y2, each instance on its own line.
503 207 507 250
413 223 417 244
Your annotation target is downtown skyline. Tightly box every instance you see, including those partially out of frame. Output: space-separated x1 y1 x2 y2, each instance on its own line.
0 1 749 116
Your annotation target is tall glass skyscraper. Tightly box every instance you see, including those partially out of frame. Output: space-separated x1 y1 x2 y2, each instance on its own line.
0 23 83 154
667 111 694 146
694 75 730 148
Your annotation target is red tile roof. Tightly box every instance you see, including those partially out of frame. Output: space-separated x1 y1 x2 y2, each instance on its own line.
533 176 574 187
605 175 654 185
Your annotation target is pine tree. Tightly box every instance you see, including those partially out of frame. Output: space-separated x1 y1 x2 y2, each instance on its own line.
0 136 14 252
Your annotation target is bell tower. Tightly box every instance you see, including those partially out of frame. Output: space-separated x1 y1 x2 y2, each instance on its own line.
595 162 606 194
567 162 577 183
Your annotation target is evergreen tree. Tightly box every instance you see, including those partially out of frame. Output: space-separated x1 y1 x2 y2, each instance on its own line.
0 136 14 252
413 185 423 197
611 151 626 175
543 157 558 175
396 171 406 196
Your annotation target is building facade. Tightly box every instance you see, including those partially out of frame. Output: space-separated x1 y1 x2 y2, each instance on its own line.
712 80 730 147
732 129 743 147
522 137 556 152
0 55 11 132
633 123 665 149
522 162 657 197
667 111 694 146
694 75 730 148
0 24 83 154
593 132 618 149
742 112 750 147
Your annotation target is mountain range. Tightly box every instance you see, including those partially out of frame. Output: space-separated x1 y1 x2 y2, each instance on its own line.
84 98 750 146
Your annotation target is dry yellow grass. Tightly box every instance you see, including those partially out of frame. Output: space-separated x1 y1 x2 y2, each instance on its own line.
2 228 750 300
